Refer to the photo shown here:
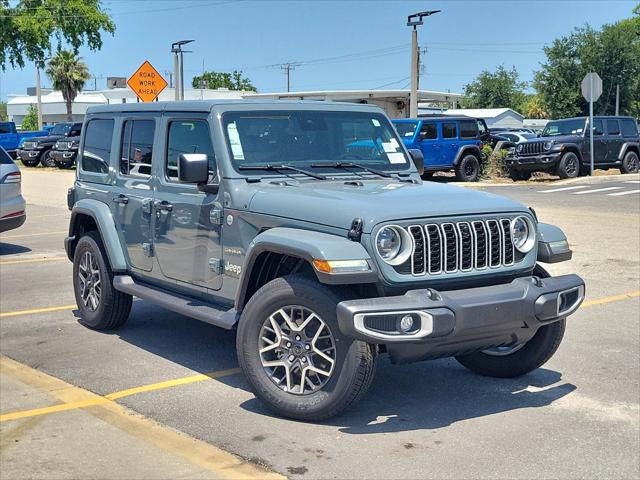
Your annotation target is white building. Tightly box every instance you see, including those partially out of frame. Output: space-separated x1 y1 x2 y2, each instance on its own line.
442 108 525 129
245 90 462 119
6 87 248 126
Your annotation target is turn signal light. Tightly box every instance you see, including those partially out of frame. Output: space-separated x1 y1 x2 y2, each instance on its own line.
312 259 370 274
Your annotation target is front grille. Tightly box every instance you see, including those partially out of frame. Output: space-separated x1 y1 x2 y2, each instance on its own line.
519 142 544 155
399 219 516 276
57 141 72 150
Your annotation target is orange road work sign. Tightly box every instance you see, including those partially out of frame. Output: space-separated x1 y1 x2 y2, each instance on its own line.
127 61 168 102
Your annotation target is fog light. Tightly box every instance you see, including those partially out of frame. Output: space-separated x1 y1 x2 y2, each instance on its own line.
399 315 414 332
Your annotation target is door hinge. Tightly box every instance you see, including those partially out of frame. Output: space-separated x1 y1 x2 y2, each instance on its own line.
209 209 223 225
209 258 223 274
142 243 154 257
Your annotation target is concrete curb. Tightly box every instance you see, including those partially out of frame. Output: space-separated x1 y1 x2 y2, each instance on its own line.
454 172 640 188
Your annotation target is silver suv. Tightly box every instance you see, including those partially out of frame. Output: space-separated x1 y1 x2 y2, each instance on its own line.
0 146 26 233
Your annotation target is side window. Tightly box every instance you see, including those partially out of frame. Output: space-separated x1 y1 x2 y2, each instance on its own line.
620 119 638 137
420 123 437 140
606 120 620 136
81 119 114 174
0 123 11 134
166 120 216 182
593 119 604 136
120 120 155 178
442 122 457 139
459 120 478 138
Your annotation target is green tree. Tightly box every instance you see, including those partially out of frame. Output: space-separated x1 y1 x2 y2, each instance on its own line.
460 66 527 112
192 70 256 91
0 101 7 121
534 6 640 119
21 104 39 131
520 94 549 119
45 50 90 121
1 0 115 70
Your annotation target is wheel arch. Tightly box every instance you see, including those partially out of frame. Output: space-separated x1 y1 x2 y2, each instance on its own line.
235 227 377 311
66 199 127 272
619 142 640 160
559 145 583 163
453 145 482 167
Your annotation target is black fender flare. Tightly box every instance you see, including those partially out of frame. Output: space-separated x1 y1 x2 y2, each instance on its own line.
453 145 482 167
619 142 640 161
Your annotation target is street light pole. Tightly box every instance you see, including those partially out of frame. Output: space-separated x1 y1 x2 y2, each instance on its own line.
36 62 43 130
171 40 194 101
407 10 440 118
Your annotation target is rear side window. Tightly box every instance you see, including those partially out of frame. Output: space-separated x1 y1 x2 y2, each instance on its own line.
166 120 216 181
459 120 478 138
442 123 457 139
120 120 155 178
0 123 11 134
606 120 620 136
420 123 437 140
81 119 114 174
621 119 638 137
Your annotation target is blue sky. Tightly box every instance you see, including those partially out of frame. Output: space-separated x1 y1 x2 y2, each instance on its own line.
1 0 637 101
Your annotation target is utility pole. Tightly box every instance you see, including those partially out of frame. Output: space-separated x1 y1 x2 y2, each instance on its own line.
615 84 620 116
36 62 43 130
281 63 298 92
171 40 194 101
407 10 440 118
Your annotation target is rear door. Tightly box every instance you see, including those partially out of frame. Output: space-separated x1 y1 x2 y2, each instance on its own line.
111 115 156 272
441 122 458 165
153 113 223 291
605 119 623 162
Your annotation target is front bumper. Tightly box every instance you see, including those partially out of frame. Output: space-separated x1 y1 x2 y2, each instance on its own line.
17 149 41 161
51 150 77 164
506 152 562 171
337 274 584 364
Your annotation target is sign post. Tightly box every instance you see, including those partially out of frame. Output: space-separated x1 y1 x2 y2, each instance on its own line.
581 72 602 176
127 61 168 103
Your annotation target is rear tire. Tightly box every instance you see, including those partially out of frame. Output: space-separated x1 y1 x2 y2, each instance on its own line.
40 149 56 168
237 274 377 421
556 152 580 179
421 171 435 180
620 151 639 174
455 265 565 378
73 231 132 330
57 160 74 169
455 154 480 182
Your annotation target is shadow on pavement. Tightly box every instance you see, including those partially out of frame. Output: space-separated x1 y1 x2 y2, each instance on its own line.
91 302 576 433
0 243 32 255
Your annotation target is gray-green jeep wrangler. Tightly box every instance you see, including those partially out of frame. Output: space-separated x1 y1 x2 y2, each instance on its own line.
66 101 585 421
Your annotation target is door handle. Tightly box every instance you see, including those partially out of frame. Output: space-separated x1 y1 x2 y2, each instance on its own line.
113 194 128 205
154 200 173 212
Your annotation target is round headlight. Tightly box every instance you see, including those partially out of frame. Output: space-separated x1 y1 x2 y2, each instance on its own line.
375 226 413 266
511 216 536 253
516 144 523 153
543 141 553 150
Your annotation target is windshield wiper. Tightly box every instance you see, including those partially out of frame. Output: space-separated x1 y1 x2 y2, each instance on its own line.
310 162 392 178
238 164 327 180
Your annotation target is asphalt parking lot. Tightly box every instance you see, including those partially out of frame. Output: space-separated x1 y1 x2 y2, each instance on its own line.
1 170 639 479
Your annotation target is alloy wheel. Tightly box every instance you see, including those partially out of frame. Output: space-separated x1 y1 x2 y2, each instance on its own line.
77 251 101 311
259 306 336 395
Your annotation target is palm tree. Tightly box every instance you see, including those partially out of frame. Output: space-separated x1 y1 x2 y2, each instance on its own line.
45 50 90 121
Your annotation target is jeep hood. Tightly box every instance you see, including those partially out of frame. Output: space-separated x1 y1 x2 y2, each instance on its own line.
248 179 528 233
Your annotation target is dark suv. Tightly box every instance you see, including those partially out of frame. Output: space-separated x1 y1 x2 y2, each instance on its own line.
17 122 83 168
506 116 640 180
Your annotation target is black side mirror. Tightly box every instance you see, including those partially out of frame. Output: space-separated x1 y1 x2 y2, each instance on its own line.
178 153 219 194
408 149 424 175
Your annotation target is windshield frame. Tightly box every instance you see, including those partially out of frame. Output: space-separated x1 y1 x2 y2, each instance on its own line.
541 118 587 138
221 109 413 177
50 123 72 136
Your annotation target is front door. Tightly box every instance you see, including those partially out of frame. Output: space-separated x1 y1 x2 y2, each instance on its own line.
591 119 608 165
153 114 223 291
418 122 441 168
112 116 156 272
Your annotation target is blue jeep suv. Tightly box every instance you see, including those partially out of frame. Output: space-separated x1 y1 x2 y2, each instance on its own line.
393 116 484 181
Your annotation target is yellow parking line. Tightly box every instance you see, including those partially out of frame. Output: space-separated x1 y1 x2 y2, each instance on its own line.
0 357 282 479
582 291 640 307
0 230 67 239
0 304 77 318
0 256 67 266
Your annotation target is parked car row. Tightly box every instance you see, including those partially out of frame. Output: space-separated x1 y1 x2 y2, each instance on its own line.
17 122 82 168
0 121 48 158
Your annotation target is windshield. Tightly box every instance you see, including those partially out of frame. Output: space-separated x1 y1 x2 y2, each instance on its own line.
223 110 410 174
394 122 418 138
541 119 585 137
50 123 71 136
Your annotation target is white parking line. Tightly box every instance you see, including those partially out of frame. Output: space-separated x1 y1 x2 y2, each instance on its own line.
625 180 640 184
572 187 623 195
539 186 589 193
608 189 640 196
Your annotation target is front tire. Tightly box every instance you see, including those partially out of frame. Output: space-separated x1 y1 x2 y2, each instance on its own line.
40 149 56 168
508 169 532 181
620 151 639 174
455 155 480 182
237 275 377 421
455 265 565 378
556 152 580 179
73 231 132 330
21 157 40 167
